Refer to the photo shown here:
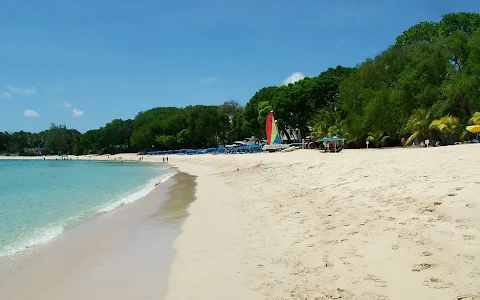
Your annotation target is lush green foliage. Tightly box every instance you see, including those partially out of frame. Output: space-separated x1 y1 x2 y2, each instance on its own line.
402 109 432 145
0 124 81 156
429 115 460 144
366 132 390 148
337 12 480 147
470 112 480 125
1 12 480 154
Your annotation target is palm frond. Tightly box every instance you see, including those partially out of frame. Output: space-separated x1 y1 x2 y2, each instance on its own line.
403 108 431 139
430 115 460 142
469 112 480 125
405 131 420 146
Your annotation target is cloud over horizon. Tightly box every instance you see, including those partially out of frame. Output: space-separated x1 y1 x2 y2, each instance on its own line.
282 72 306 85
0 92 11 99
7 85 37 95
62 101 72 108
24 109 39 118
199 76 218 83
73 108 84 117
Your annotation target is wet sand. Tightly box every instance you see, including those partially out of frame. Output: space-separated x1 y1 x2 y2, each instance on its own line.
5 145 480 299
0 172 195 300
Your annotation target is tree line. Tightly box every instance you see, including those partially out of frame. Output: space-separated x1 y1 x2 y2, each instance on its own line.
1 12 480 155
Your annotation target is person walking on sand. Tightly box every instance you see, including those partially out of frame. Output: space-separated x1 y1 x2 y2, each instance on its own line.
163 157 165 162
166 157 169 163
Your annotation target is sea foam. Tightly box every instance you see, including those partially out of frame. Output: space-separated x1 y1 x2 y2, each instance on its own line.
0 225 65 257
0 162 176 258
98 171 177 213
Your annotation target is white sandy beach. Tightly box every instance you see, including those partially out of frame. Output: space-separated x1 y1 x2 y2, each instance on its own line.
2 145 480 299
159 145 480 300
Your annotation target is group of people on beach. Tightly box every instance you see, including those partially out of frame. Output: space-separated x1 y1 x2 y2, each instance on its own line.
401 137 436 148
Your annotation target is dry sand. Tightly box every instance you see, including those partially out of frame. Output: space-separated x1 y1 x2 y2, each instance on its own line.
158 145 479 300
3 145 480 299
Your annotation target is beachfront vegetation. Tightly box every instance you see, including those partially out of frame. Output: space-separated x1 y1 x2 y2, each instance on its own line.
1 12 480 155
403 108 432 146
429 115 460 145
366 132 390 148
470 112 480 125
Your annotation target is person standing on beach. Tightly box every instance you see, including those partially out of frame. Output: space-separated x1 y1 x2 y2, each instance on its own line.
166 157 169 163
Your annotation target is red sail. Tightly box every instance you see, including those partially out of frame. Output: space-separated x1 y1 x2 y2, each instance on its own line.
266 112 273 144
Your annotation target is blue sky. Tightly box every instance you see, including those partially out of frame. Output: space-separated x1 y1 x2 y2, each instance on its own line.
1 0 479 133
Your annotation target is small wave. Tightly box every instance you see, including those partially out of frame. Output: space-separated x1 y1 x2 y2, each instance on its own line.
0 225 65 258
98 171 177 213
0 171 177 258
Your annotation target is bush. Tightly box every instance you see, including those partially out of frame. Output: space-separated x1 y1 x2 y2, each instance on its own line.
19 151 36 156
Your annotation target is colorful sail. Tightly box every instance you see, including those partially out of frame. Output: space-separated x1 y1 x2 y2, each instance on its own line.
266 112 282 145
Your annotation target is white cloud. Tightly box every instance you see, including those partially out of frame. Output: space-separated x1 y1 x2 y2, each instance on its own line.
0 92 11 99
200 76 218 83
282 72 306 85
24 109 39 118
72 108 84 117
7 85 37 95
61 101 72 108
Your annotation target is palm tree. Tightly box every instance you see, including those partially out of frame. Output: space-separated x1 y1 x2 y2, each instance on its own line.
402 108 431 146
327 125 341 138
429 115 460 145
469 112 480 125
342 131 362 148
310 121 328 139
366 131 390 148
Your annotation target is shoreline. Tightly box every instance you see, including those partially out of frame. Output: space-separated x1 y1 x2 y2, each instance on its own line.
0 160 175 258
0 171 195 300
2 145 480 299
164 159 260 300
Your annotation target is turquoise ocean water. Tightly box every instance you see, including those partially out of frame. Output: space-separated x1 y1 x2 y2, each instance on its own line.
0 159 171 257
